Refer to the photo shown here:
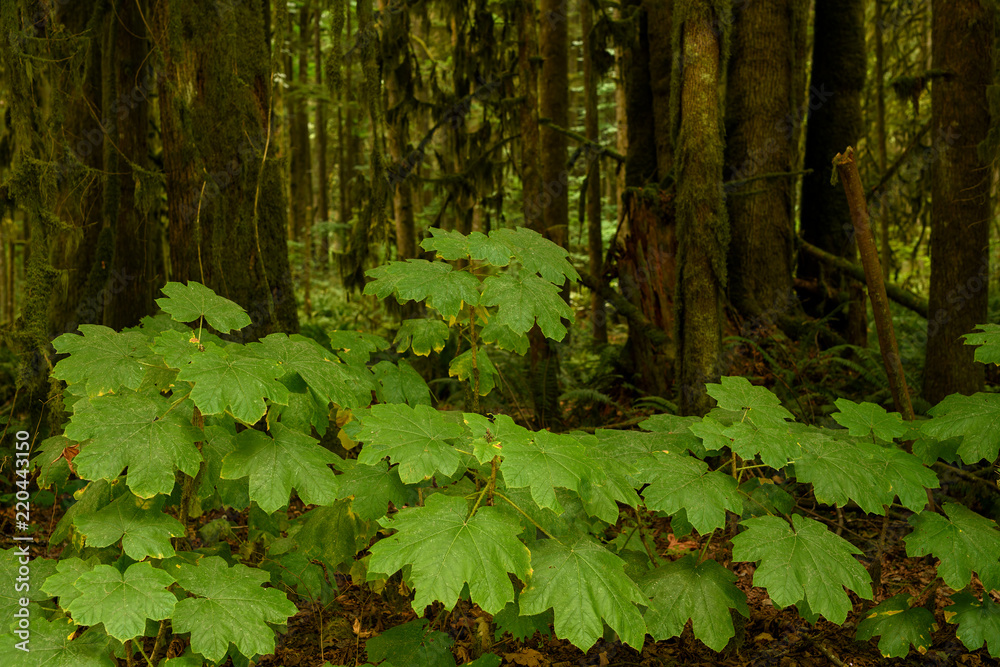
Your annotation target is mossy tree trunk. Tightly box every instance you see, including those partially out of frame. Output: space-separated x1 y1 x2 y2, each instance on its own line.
724 0 805 321
50 0 107 336
674 0 729 416
154 0 298 339
923 0 992 403
797 0 866 345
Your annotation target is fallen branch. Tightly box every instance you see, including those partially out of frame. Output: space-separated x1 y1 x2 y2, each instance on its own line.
796 237 928 318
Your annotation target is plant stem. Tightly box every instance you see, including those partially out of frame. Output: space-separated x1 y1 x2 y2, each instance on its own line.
494 491 557 541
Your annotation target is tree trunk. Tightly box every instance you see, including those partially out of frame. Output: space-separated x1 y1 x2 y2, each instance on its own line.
797 0 866 345
104 0 154 331
381 0 416 260
581 0 606 344
316 6 330 269
923 0 992 403
154 0 298 339
674 1 728 416
615 0 674 399
725 0 803 321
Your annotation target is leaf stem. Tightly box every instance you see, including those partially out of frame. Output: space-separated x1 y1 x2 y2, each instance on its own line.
494 491 558 541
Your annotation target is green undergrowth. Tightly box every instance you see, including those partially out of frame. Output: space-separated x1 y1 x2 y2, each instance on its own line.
4 228 1000 666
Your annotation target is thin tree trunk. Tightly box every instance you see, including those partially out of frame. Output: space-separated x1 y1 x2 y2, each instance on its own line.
380 0 416 260
875 0 889 282
299 6 314 318
581 0 606 343
316 5 330 269
674 1 728 416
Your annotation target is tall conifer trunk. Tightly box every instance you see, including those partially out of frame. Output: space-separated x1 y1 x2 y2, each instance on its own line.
923 0 992 403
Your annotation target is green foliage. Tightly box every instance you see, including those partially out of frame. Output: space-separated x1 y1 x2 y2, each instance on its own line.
904 503 1000 590
640 554 749 651
856 594 935 658
34 247 1000 662
946 593 1000 657
368 494 530 614
731 515 872 624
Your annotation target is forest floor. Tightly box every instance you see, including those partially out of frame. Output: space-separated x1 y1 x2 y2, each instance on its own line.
8 494 998 667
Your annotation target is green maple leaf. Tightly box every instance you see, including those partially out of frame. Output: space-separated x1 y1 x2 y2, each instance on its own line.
921 392 1000 464
0 618 114 667
250 333 375 408
492 594 553 641
373 359 431 406
904 503 1000 590
519 536 646 651
722 422 800 469
574 434 641 522
75 492 185 560
196 421 250 509
731 515 872 624
52 325 153 395
42 557 98 609
963 324 1000 366
354 403 465 484
946 592 1000 657
64 392 203 498
294 500 368 571
832 398 907 441
177 342 289 424
156 281 251 333
170 556 297 662
221 423 339 513
866 444 938 513
480 320 529 354
637 451 741 533
490 227 579 283
856 594 935 658
638 414 708 457
500 429 602 514
336 459 411 520
0 550 57 627
421 228 514 267
366 619 455 667
394 318 450 356
706 376 794 428
448 347 498 395
480 273 573 340
326 329 389 365
640 554 749 651
364 260 480 318
150 328 203 370
67 562 176 641
368 494 530 614
32 434 73 489
461 413 526 464
792 431 889 514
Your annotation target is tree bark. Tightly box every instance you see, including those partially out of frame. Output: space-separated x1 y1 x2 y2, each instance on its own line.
674 1 728 416
581 0 606 343
104 0 154 331
154 0 298 339
380 0 416 260
797 0 866 345
613 0 675 399
725 0 803 320
923 0 992 403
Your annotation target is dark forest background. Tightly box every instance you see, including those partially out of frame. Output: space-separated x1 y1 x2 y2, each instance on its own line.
1 0 998 428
